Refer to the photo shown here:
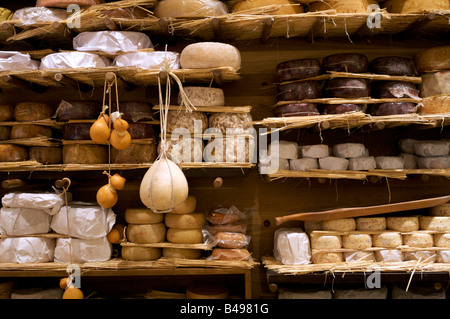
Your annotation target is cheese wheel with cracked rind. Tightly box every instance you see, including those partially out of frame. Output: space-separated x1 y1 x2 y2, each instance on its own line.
166 228 203 244
125 208 164 224
387 216 419 232
322 218 356 231
180 42 241 70
178 87 225 107
162 247 201 259
126 223 166 244
121 246 161 261
165 213 205 229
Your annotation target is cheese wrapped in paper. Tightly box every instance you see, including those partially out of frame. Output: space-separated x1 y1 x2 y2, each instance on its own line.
0 237 55 263
40 52 110 70
0 207 51 236
113 51 180 69
0 51 40 71
273 228 311 265
73 31 153 54
2 191 69 216
12 7 67 26
54 236 112 263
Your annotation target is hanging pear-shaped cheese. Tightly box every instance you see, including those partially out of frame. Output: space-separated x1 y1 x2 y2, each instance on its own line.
110 118 131 150
89 114 110 143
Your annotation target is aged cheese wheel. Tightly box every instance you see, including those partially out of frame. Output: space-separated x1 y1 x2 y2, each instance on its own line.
55 100 101 122
158 137 204 163
111 143 157 164
277 81 322 101
63 123 91 140
274 103 319 117
0 126 10 141
325 78 370 98
387 216 419 232
322 53 369 73
166 228 203 244
171 196 197 214
126 223 166 244
372 81 419 99
356 217 387 231
372 232 402 248
322 104 366 114
154 0 228 17
342 234 372 249
420 216 450 231
121 246 161 261
403 233 434 248
232 0 304 15
208 112 253 134
420 96 450 115
348 156 376 171
308 0 377 13
375 249 404 262
322 218 356 231
36 0 104 7
165 213 205 229
275 58 322 82
63 144 107 164
270 140 298 159
404 251 436 263
301 144 330 158
0 105 13 122
434 233 450 247
28 146 62 164
289 158 319 171
111 102 154 123
414 140 450 157
204 136 255 163
128 123 155 140
333 143 366 158
310 233 342 249
102 6 149 19
125 208 165 224
429 204 450 216
10 124 52 139
369 56 417 76
311 252 343 264
178 87 225 107
162 247 202 259
167 110 208 134
344 251 376 262
383 0 450 13
417 156 449 170
210 248 251 261
319 156 349 170
414 45 450 74
14 102 54 122
180 42 241 70
371 102 418 115
214 232 250 249
419 71 450 97
375 156 404 169
186 283 228 299
0 145 28 162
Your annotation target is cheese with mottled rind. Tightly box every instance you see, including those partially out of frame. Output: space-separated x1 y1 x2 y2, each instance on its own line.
180 42 241 70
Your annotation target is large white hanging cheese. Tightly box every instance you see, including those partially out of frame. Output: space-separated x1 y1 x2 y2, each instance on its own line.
154 0 228 18
232 0 304 14
384 0 450 13
342 234 372 249
307 0 378 13
180 42 241 70
186 283 229 299
301 144 330 158
322 218 356 231
126 223 166 244
420 71 450 97
419 216 450 231
429 203 450 216
403 233 434 248
311 252 343 264
375 249 404 262
387 216 419 232
310 233 342 249
414 45 450 74
434 233 450 247
372 232 402 248
121 246 161 261
163 247 201 259
125 208 165 224
179 87 225 107
139 158 189 213
356 217 386 231
164 213 205 229
166 228 203 244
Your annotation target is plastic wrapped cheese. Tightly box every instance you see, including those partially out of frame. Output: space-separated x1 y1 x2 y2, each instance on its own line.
322 218 356 231
375 249 404 262
400 153 418 169
0 51 40 71
348 156 376 171
40 52 110 70
416 156 450 169
73 31 153 54
372 232 402 248
333 143 366 158
2 191 68 216
375 156 404 169
398 138 418 154
204 136 255 163
383 0 450 13
269 140 298 160
208 112 253 134
50 202 116 239
0 207 51 236
180 42 241 70
232 0 304 14
343 251 376 262
403 233 434 248
420 71 450 97
167 110 208 134
178 87 225 107
310 233 342 249
54 236 112 263
419 216 450 231
319 157 349 170
429 203 450 216
154 0 228 17
113 51 180 69
356 217 386 231
289 158 318 171
404 251 436 263
0 237 55 263
300 144 329 158
11 7 67 26
387 216 419 232
414 140 450 157
159 137 204 163
342 234 372 249
273 228 311 265
414 45 450 74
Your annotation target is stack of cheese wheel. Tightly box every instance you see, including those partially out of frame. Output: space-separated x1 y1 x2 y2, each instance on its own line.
154 0 228 18
0 104 28 163
415 46 450 115
262 140 296 173
310 230 343 264
164 195 205 259
291 143 325 172
398 138 419 169
369 56 419 116
430 203 450 263
307 0 378 13
398 138 450 169
122 207 165 261
206 206 251 261
274 58 322 117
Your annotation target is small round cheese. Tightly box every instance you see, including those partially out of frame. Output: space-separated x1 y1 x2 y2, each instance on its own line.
419 216 450 232
171 196 197 214
404 251 437 263
342 234 372 249
311 252 343 264
322 218 356 232
310 234 342 249
180 42 241 70
164 213 205 229
375 249 404 262
166 228 203 244
186 283 229 299
386 216 419 232
344 251 376 262
162 247 202 259
356 217 386 231
372 232 402 248
434 233 450 248
403 233 434 248
429 204 450 216
125 208 164 224
121 246 161 261
179 87 225 107
126 223 166 244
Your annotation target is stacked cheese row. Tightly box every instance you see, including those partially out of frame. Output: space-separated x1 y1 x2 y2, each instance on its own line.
398 138 450 169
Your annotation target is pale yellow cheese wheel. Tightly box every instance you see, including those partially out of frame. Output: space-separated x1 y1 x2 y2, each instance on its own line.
186 283 228 299
403 233 434 248
164 213 205 229
121 246 161 261
342 234 372 249
356 217 387 231
383 0 450 13
166 228 204 244
232 0 304 15
311 252 343 264
126 223 166 244
372 232 402 248
310 233 342 249
180 42 241 70
162 247 202 259
419 216 450 231
429 203 450 216
386 216 419 232
322 218 356 231
125 208 164 224
171 196 197 214
434 233 450 248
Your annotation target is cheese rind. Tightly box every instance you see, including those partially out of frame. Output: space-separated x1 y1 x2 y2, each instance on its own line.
311 252 343 264
121 246 161 261
385 0 450 14
310 233 342 249
342 234 372 249
414 45 450 73
387 216 420 232
63 144 107 164
0 145 28 162
154 0 228 18
126 223 166 244
166 228 203 244
419 216 450 231
429 204 450 216
162 248 201 259
434 233 450 248
180 42 241 70
14 102 54 122
372 232 402 248
125 208 164 224
420 71 450 97
332 143 366 158
164 213 205 229
403 233 434 248
356 217 387 231
178 86 225 107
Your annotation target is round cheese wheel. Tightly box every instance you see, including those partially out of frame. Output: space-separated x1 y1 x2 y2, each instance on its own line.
126 223 166 244
210 248 251 261
414 45 450 74
322 104 366 115
373 81 419 99
28 146 62 164
404 233 434 248
10 124 52 139
214 232 250 249
0 105 13 122
125 208 165 224
277 81 322 101
0 145 28 162
325 78 370 98
319 156 349 170
311 252 343 264
208 112 253 134
356 217 387 231
166 228 203 244
289 158 319 171
310 233 342 249
274 103 319 117
322 53 369 73
369 56 417 76
178 87 225 107
171 196 197 214
111 102 154 123
387 216 419 232
186 283 228 299
372 232 402 248
232 0 304 15
127 123 155 140
63 123 91 140
55 100 101 122
429 204 450 216
434 233 450 248
322 218 356 231
180 42 241 70
371 102 418 116
162 247 202 259
167 110 208 134
414 140 450 157
404 251 437 263
63 144 108 164
111 143 157 164
332 143 366 158
154 0 228 18
416 156 450 169
308 0 377 13
419 71 450 97
14 102 54 122
0 126 11 141
165 213 205 229
383 0 450 13
275 58 322 82
342 234 372 249
121 246 161 261
419 216 450 232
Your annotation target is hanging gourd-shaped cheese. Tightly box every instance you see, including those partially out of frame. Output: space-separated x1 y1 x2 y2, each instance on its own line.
109 173 126 190
110 117 131 150
96 183 118 208
140 157 189 213
90 113 110 143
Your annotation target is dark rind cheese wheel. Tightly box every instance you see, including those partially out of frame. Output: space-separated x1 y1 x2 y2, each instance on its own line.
0 105 13 122
275 58 322 82
370 102 418 116
63 144 108 164
63 123 91 140
29 146 62 164
0 145 28 162
322 53 369 73
322 104 366 114
10 124 52 139
372 81 419 99
111 102 154 123
55 100 101 122
369 56 417 76
111 143 157 164
274 103 319 117
0 126 11 141
128 123 155 139
14 102 54 122
325 78 370 98
277 81 322 101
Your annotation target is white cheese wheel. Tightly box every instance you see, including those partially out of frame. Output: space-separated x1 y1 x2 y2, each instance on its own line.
434 233 450 248
171 196 197 214
399 138 418 154
419 216 450 231
319 156 349 170
416 156 450 169
404 251 437 263
375 156 404 169
180 42 241 70
420 71 450 97
178 87 225 107
384 0 450 13
289 158 318 171
166 228 203 244
121 246 161 261
166 110 208 134
310 233 342 249
344 251 376 262
300 144 330 158
269 140 298 159
414 45 450 74
162 247 202 259
348 156 376 171
125 208 164 224
311 252 343 264
40 52 110 70
186 283 229 299
232 0 304 15
372 232 402 248
322 218 356 231
63 144 107 164
420 95 450 115
375 249 404 262
259 157 289 174
414 140 450 157
342 234 372 249
332 143 366 158
403 233 434 248
429 204 450 216
387 216 419 232
308 0 378 13
164 213 205 229
126 223 166 244
400 153 418 169
356 217 387 231
154 0 228 17
208 112 253 134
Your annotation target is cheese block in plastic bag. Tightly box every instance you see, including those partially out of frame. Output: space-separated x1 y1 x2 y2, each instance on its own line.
0 51 40 71
0 237 55 263
40 52 110 70
0 207 51 236
180 42 241 70
54 236 112 263
273 228 311 265
113 51 180 69
154 0 228 17
36 0 105 7
12 7 67 26
2 191 68 216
